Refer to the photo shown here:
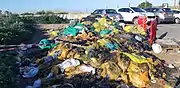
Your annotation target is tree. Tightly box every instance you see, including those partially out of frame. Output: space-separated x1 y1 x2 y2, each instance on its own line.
36 10 46 15
21 12 34 15
46 11 54 14
0 10 2 14
138 1 152 8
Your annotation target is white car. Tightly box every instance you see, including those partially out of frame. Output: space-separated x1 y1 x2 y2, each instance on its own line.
117 7 156 24
172 10 180 24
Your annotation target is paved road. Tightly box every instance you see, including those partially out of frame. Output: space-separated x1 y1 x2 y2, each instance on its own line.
157 24 180 41
156 24 180 67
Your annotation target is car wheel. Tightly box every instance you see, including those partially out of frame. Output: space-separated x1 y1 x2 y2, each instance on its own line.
175 18 180 24
133 18 138 25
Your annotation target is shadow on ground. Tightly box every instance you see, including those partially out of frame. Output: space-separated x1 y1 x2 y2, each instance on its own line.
23 25 49 44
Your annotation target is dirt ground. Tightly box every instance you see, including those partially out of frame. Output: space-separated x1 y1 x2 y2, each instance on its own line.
152 52 180 67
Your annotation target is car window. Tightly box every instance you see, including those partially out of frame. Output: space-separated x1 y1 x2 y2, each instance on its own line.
144 8 151 12
173 10 180 13
118 8 125 12
125 8 132 12
131 7 145 12
152 8 160 12
118 8 132 12
162 8 172 12
93 10 103 14
106 9 117 14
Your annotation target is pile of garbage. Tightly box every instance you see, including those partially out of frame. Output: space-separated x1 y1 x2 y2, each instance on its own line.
16 16 178 88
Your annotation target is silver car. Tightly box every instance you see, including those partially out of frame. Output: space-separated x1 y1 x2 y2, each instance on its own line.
91 9 124 22
144 8 174 23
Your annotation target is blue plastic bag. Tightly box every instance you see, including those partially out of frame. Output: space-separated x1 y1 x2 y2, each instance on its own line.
23 67 39 78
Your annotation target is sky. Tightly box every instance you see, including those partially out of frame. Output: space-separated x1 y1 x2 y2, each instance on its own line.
0 0 173 13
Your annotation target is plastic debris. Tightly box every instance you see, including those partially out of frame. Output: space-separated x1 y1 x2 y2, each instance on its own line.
22 66 39 78
7 16 177 88
57 58 80 73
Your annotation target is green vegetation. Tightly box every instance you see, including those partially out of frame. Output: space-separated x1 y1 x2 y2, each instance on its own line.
0 11 69 45
0 51 19 88
0 15 36 45
138 1 153 8
22 15 69 24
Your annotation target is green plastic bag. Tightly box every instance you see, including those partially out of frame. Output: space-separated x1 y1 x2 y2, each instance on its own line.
63 26 78 36
99 29 111 37
74 23 84 31
105 42 118 50
38 39 57 50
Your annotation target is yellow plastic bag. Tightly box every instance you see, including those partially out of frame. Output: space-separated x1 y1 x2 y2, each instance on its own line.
128 61 141 73
117 56 130 73
48 44 64 56
122 52 150 64
50 31 59 36
93 22 101 32
89 58 101 68
66 50 76 59
98 18 107 26
112 28 119 34
124 25 146 36
58 47 70 60
124 25 133 32
100 61 122 80
128 71 150 88
97 39 109 47
65 64 95 78
120 73 128 84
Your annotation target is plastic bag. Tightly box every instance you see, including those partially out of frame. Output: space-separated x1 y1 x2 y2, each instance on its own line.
57 58 80 73
122 52 150 64
50 31 59 37
99 29 111 37
63 26 79 36
117 56 130 73
100 61 122 80
97 39 118 50
128 71 150 87
98 18 107 26
38 39 57 50
33 79 41 88
58 47 70 60
48 44 64 56
127 61 150 87
74 23 84 32
65 64 95 77
124 25 146 36
121 73 128 84
22 67 39 78
89 57 101 68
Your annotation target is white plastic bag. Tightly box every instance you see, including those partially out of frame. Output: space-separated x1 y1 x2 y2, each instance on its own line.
57 59 80 73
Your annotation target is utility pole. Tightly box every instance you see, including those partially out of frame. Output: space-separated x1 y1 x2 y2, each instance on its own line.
117 5 119 8
129 3 131 7
173 0 177 8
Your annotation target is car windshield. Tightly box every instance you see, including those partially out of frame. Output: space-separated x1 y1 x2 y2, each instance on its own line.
131 7 145 12
162 8 172 12
106 9 117 14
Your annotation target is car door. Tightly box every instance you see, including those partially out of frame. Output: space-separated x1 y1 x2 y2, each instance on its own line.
118 8 134 22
